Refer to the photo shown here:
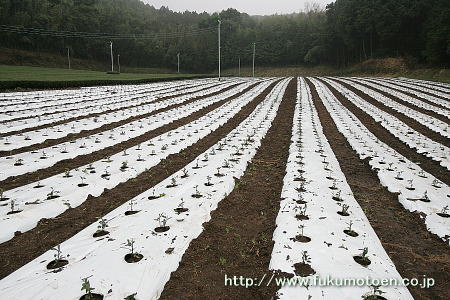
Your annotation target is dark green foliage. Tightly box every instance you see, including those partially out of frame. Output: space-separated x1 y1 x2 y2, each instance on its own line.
0 0 448 71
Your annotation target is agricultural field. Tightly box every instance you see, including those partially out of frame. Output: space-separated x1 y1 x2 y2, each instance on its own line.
0 76 448 300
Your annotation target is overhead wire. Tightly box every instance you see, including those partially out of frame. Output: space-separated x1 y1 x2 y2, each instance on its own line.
0 25 217 40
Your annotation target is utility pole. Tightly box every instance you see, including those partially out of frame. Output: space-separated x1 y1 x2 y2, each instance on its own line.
66 47 71 70
252 42 256 78
238 56 241 77
218 19 221 81
109 41 114 73
177 53 180 73
117 54 120 73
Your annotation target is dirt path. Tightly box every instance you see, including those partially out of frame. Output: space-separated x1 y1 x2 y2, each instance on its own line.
316 78 450 186
0 80 281 280
0 82 225 138
0 83 238 157
160 78 297 300
344 78 450 125
306 78 450 300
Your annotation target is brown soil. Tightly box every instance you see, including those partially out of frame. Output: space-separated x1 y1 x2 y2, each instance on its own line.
306 78 450 300
0 80 281 280
369 78 450 106
293 262 316 277
333 78 450 148
0 83 256 191
316 78 450 186
159 79 297 300
0 82 225 138
345 78 450 125
0 83 233 158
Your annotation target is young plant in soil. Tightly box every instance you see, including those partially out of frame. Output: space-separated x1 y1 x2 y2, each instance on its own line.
154 213 171 232
7 200 22 215
46 187 60 200
437 205 449 218
292 224 311 243
14 158 24 166
353 247 371 266
123 239 144 263
46 244 69 269
120 161 129 171
181 168 189 178
101 167 111 179
418 170 427 178
40 151 48 159
332 190 343 202
344 220 359 237
93 217 110 237
395 171 404 180
34 179 45 188
63 168 73 178
192 159 201 169
338 204 350 216
329 180 338 190
222 159 230 168
293 251 315 277
174 199 189 214
148 189 165 200
80 277 103 300
137 154 145 162
204 176 213 187
363 285 387 300
191 185 203 198
214 167 225 177
78 176 89 187
386 163 395 172
0 188 10 202
125 199 139 215
406 179 415 191
166 177 178 188
432 179 442 188
150 149 156 156
296 181 307 193
295 204 309 220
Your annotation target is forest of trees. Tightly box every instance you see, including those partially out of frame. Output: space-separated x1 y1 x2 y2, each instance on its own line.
0 0 448 72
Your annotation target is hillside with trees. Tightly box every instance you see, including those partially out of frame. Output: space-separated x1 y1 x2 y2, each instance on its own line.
0 0 448 72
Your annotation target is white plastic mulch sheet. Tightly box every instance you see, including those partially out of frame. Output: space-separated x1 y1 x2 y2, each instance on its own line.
0 78 292 300
310 77 450 241
0 80 258 181
0 80 230 150
270 77 413 300
364 77 450 108
0 79 273 244
324 78 450 170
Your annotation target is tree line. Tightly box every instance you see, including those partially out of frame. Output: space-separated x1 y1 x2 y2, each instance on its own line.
0 0 448 72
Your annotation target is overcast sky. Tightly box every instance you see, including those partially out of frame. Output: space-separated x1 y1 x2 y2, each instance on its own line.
142 0 334 16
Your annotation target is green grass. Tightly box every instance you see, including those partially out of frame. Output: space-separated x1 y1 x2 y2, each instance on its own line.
0 65 203 82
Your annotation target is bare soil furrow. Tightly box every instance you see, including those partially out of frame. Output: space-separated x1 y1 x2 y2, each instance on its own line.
160 79 297 300
0 83 236 157
306 78 450 300
0 80 281 280
317 78 450 185
0 82 224 138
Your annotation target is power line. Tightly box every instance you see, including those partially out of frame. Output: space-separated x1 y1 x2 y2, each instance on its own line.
0 25 216 40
